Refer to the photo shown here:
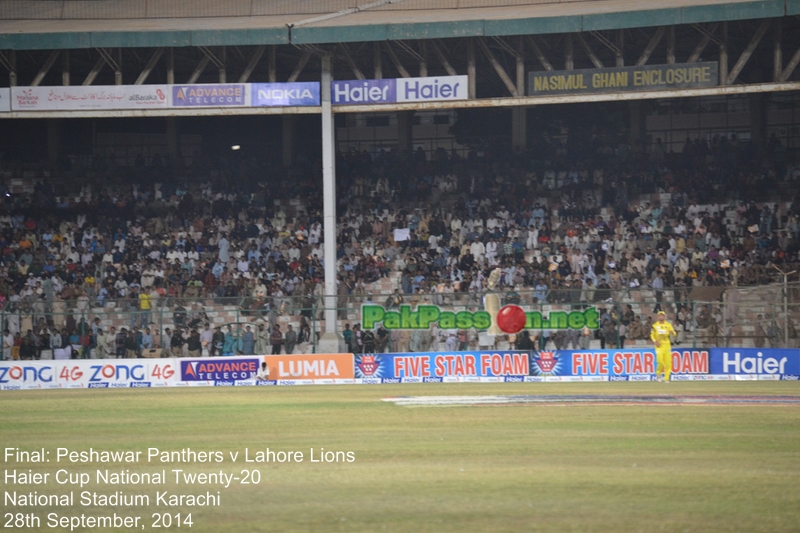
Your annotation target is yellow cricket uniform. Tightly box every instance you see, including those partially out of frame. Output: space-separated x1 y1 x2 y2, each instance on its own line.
650 320 676 381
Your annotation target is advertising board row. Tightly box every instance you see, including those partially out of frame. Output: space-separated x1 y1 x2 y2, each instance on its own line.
0 353 353 390
6 83 316 111
0 62 723 113
354 348 798 382
0 75 468 112
1 348 797 390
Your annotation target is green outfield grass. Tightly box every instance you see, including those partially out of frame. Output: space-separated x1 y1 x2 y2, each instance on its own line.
2 382 800 532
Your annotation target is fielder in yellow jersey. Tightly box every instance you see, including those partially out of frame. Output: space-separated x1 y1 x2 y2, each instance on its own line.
650 311 677 382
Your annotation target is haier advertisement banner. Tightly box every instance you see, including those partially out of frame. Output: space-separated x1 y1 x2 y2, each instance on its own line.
710 348 799 380
332 75 468 105
11 85 169 111
252 82 320 106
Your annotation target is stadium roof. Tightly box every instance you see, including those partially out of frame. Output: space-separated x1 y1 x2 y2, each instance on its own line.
0 0 797 49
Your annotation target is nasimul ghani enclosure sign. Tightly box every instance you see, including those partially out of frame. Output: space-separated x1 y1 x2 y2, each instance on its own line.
528 62 718 96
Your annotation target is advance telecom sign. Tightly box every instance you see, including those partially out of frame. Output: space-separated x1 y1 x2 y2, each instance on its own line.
332 75 468 105
166 81 320 107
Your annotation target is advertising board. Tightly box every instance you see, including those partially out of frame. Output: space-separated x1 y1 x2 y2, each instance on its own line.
4 348 797 389
354 351 529 382
263 353 354 381
11 85 169 111
0 359 178 390
0 87 10 112
332 76 467 105
179 354 354 386
529 349 710 380
709 348 800 379
252 82 320 106
171 84 248 107
528 62 719 96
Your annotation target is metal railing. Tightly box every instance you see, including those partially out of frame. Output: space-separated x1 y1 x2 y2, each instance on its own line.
0 0 603 20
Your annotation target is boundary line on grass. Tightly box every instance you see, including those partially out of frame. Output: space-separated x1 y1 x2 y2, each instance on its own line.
382 395 800 407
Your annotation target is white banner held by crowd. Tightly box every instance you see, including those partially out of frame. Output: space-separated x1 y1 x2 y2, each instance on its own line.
393 228 410 242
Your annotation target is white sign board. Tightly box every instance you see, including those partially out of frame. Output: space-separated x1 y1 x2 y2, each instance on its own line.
11 85 170 111
396 75 468 103
0 88 10 112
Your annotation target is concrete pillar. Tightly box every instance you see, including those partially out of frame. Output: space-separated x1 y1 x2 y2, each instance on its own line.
513 37 526 152
373 42 382 79
47 119 60 165
749 93 767 161
167 49 174 85
282 115 295 168
397 111 413 153
467 41 476 99
511 107 527 152
318 54 344 353
166 117 178 162
629 100 645 156
720 22 728 86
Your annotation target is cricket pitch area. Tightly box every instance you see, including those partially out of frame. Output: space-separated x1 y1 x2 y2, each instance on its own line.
2 381 799 532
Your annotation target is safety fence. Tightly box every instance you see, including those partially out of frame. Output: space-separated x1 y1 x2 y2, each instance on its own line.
2 283 800 358
1 347 797 390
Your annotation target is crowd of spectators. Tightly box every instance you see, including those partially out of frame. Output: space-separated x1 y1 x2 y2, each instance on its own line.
1 318 308 360
1 129 799 358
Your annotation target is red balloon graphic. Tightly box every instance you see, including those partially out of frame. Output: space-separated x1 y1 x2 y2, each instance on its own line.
496 305 526 334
